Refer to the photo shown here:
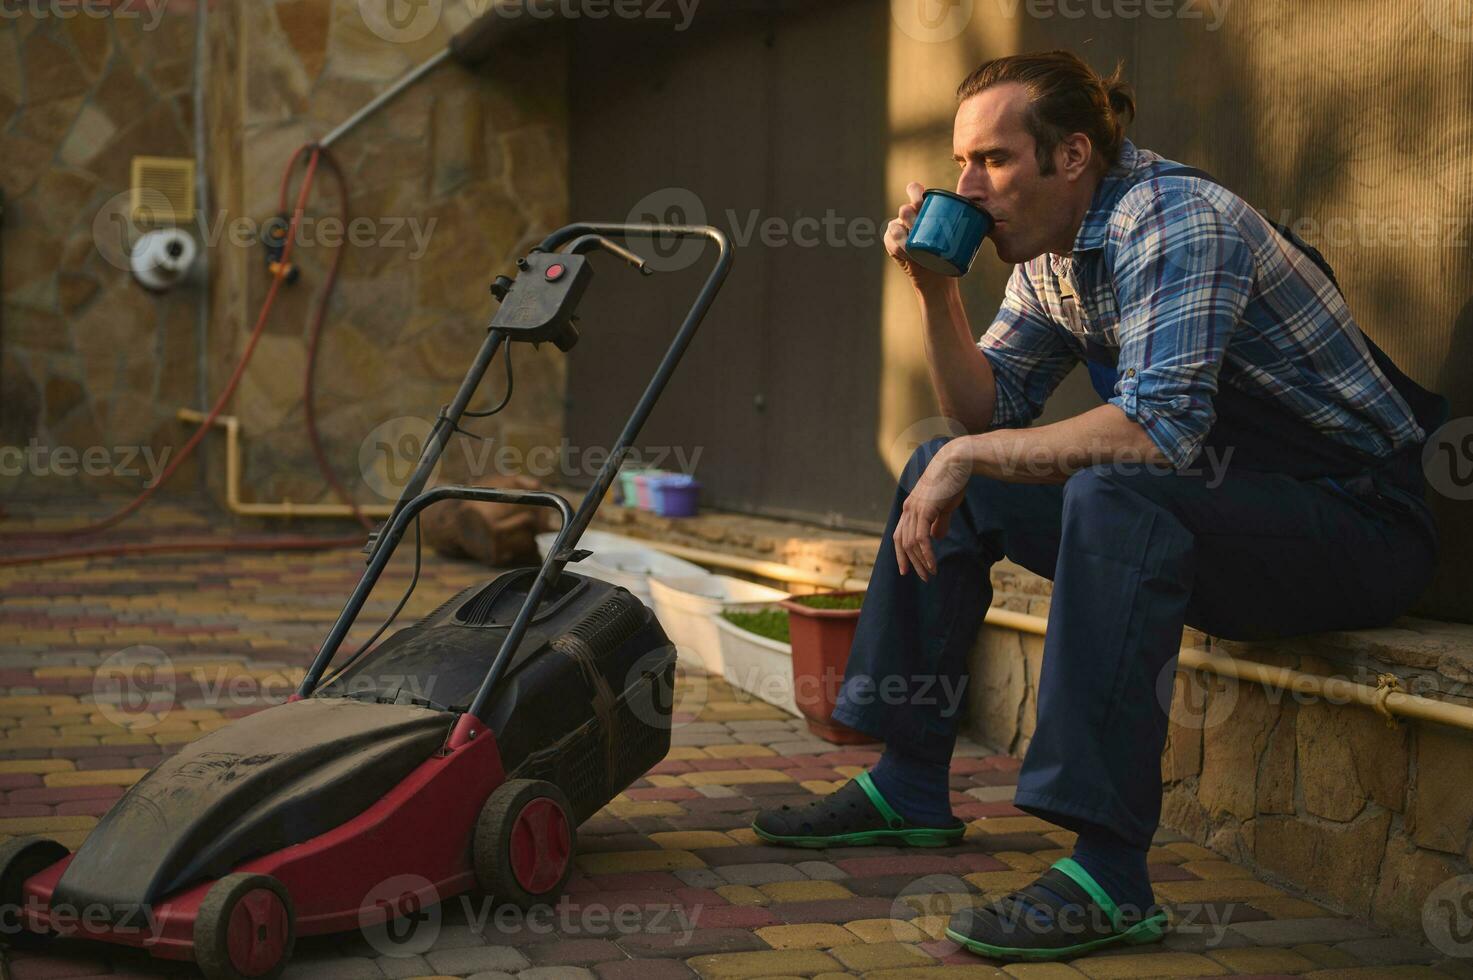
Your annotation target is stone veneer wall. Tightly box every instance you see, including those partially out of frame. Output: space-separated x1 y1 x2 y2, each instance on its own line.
1 10 203 497
212 0 572 509
1 0 572 509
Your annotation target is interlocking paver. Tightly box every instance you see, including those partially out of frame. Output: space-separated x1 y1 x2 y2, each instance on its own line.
1229 917 1381 946
684 947 842 977
1205 944 1320 973
0 500 1449 979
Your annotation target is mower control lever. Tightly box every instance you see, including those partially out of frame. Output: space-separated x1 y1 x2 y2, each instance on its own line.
488 251 591 352
564 233 652 274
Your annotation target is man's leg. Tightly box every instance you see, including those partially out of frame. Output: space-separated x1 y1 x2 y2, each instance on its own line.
753 437 1064 844
945 461 1435 961
1013 461 1437 878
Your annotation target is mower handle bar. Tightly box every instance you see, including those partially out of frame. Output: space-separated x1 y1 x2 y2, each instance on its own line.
299 485 574 695
299 223 732 732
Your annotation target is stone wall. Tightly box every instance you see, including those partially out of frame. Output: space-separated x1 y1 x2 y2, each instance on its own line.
1 0 572 510
1160 627 1473 938
1 9 203 498
212 0 572 510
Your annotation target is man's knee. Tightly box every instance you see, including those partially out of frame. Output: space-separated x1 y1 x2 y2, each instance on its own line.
900 436 955 489
1062 462 1177 515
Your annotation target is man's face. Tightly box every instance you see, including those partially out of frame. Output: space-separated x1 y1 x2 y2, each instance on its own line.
952 83 1075 264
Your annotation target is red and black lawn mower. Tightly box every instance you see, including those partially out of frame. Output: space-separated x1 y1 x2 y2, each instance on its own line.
0 223 732 979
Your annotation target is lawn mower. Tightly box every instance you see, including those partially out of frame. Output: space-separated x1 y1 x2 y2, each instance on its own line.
0 222 733 979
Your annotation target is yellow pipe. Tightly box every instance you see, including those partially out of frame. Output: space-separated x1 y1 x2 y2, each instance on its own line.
629 538 872 592
982 607 1473 733
176 408 393 519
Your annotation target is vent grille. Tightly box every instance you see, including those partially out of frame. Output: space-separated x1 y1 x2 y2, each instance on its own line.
131 156 195 223
454 581 504 627
560 594 646 657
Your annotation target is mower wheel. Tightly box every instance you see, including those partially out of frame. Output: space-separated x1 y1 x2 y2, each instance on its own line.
194 873 295 980
474 778 576 912
0 836 68 951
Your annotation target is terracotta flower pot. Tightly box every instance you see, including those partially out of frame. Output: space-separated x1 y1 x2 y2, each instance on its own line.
779 591 876 745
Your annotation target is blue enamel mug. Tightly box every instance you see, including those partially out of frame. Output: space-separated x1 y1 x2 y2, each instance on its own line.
904 189 995 277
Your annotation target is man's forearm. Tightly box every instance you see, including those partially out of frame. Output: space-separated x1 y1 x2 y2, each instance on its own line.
950 404 1168 484
915 281 997 434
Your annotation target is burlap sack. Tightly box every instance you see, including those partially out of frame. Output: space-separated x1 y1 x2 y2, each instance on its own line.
420 473 557 567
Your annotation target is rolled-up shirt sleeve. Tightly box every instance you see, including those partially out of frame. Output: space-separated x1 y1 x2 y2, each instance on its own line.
977 265 1078 430
1107 187 1255 469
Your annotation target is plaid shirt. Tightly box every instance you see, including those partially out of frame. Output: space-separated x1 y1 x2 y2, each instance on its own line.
978 139 1424 470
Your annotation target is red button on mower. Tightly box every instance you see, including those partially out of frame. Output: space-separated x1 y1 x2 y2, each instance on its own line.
545 263 565 281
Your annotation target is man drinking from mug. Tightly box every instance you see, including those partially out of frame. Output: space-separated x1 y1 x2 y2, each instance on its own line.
752 50 1443 962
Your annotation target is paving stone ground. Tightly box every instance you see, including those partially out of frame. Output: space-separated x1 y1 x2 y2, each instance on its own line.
1 501 1467 979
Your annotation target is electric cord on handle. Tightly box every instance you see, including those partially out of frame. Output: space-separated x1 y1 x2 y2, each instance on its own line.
344 343 517 666
318 515 422 687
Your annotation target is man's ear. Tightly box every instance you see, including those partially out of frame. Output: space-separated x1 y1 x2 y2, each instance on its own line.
1057 133 1095 182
